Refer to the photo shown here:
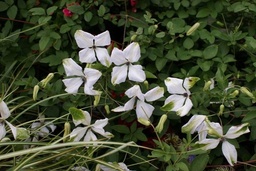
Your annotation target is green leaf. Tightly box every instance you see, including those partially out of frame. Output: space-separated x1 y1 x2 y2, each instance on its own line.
203 44 218 59
0 2 9 12
155 58 167 71
111 125 130 134
145 71 157 79
196 8 210 18
134 128 147 141
98 5 106 17
183 37 194 49
190 153 209 171
47 6 58 15
39 36 51 51
176 162 189 171
69 107 85 121
197 59 213 71
242 111 256 122
50 32 61 39
67 5 84 15
156 32 165 38
7 5 17 19
60 24 71 34
5 0 13 5
29 7 46 15
84 11 93 22
38 16 52 24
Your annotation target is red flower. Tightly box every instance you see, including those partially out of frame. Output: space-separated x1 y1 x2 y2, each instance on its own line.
62 8 73 17
130 0 137 7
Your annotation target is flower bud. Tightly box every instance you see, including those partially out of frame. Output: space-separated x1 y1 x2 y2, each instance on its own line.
104 104 110 114
186 22 200 36
33 85 39 101
240 87 255 99
137 118 151 126
203 80 212 91
143 80 149 90
40 73 54 88
155 114 167 133
93 94 101 107
131 35 137 41
63 122 71 142
229 90 239 98
218 104 225 116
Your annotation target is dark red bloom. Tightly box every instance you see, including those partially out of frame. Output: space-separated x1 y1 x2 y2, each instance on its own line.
130 0 137 7
62 8 73 17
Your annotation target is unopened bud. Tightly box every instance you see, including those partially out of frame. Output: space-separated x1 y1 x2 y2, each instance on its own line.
63 122 71 142
240 87 255 99
186 22 200 36
33 85 39 101
104 104 110 114
218 104 225 116
155 114 167 133
229 90 239 98
138 118 151 126
144 80 149 90
93 94 101 107
131 35 137 41
203 80 212 91
40 73 54 88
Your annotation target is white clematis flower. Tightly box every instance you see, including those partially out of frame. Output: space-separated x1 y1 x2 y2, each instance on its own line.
74 30 111 67
181 114 208 141
112 85 164 120
0 99 17 140
161 77 200 117
111 42 146 85
197 122 250 166
70 110 112 142
31 114 56 141
62 58 102 95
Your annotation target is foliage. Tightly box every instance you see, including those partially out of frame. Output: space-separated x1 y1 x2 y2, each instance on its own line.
1 0 256 170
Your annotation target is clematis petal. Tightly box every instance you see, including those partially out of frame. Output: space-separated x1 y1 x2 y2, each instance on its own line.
197 122 208 141
5 121 17 139
162 95 185 111
83 129 97 142
197 138 220 150
222 140 237 166
70 127 87 141
136 100 154 120
39 127 49 137
128 64 146 83
224 123 250 139
144 86 164 102
124 42 141 62
164 77 187 94
111 65 128 85
79 48 97 64
74 30 94 48
0 123 6 140
93 118 108 130
181 115 207 134
31 122 41 129
84 86 101 96
207 122 223 137
111 47 127 65
0 100 11 119
112 97 136 112
183 77 200 90
72 110 91 126
95 48 112 67
125 85 144 100
84 68 102 88
63 78 83 94
63 58 84 77
177 98 193 117
94 30 111 46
